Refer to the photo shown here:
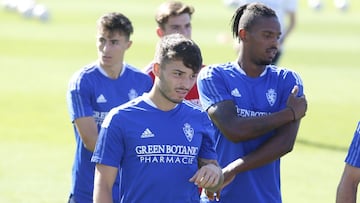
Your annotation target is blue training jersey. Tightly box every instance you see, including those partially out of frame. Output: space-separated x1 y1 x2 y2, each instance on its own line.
345 121 360 167
66 62 152 203
197 62 304 203
92 94 218 203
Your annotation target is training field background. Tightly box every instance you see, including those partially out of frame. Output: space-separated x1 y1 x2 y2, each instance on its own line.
0 0 359 202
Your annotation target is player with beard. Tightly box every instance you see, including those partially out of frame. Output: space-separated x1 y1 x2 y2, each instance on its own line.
197 3 307 202
92 33 223 203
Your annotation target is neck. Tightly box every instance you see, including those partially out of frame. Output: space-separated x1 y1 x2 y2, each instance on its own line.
237 56 265 78
101 63 123 79
147 86 178 111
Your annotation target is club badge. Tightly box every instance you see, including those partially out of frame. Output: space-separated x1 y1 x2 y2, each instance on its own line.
183 123 194 142
266 88 277 106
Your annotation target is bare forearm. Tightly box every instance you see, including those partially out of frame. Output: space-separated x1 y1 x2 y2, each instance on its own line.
75 117 99 151
219 107 295 142
93 188 113 203
226 120 299 175
336 186 357 203
82 135 98 152
209 87 306 143
336 165 360 203
93 164 118 203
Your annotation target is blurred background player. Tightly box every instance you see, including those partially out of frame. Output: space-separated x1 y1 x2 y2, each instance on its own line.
66 12 152 203
144 1 202 106
223 0 297 65
2 0 50 22
308 0 349 12
336 121 360 203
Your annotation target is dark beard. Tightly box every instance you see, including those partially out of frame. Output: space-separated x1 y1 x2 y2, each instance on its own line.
257 59 273 66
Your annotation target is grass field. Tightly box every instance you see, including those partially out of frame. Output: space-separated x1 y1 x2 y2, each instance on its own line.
0 0 359 202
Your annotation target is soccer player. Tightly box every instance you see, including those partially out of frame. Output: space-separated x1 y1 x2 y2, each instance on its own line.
197 3 307 202
223 0 297 65
144 1 202 106
92 33 223 203
336 121 360 203
66 12 152 203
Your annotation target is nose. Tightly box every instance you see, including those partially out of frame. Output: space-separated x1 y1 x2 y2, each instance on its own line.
100 41 112 53
178 28 191 39
270 37 280 49
182 76 196 90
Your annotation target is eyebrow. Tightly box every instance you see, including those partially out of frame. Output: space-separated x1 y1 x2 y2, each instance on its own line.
173 69 186 73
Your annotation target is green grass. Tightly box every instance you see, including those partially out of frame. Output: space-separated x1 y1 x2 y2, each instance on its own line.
0 0 359 202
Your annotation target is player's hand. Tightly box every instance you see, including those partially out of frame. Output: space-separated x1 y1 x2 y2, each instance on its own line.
286 85 307 120
204 165 236 201
189 163 223 192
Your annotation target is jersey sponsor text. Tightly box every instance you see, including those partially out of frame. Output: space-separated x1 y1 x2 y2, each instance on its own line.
135 144 198 164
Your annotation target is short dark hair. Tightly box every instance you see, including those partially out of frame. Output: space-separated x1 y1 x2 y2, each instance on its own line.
97 12 133 40
155 1 194 29
155 33 202 73
231 3 277 39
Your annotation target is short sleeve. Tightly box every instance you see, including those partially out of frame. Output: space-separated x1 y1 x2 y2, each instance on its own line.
198 113 218 160
345 122 360 167
67 71 94 121
92 110 124 168
197 65 233 111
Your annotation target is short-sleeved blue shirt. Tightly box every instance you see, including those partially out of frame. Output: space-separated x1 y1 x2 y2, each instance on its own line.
197 62 304 203
92 95 217 203
67 62 152 203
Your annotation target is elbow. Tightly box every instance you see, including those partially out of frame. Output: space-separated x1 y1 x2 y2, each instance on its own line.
284 144 294 154
85 145 95 152
280 140 295 155
83 141 96 152
276 130 298 156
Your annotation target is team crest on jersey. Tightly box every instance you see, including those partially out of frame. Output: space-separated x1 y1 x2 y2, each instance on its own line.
183 123 194 142
266 89 277 106
128 89 138 100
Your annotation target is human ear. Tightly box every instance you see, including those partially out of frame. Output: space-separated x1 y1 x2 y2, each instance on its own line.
126 40 133 49
239 29 247 41
156 27 164 38
153 63 161 77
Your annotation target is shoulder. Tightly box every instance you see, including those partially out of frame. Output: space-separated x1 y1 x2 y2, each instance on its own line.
199 62 235 78
121 96 144 109
124 63 152 80
266 65 304 94
203 62 236 71
124 63 146 74
267 65 302 79
182 100 204 112
68 63 98 84
181 101 210 119
102 96 145 127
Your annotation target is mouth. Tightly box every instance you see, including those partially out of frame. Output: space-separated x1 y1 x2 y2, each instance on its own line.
175 88 189 98
102 55 111 61
266 48 278 58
